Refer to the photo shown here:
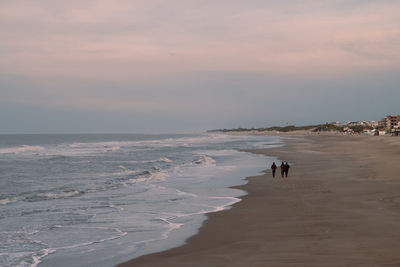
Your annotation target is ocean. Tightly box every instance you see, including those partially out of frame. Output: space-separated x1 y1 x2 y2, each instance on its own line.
0 133 282 267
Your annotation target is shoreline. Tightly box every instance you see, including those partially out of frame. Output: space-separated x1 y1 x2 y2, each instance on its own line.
117 135 400 266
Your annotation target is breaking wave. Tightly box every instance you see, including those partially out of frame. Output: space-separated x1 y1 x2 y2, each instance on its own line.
0 145 45 154
193 155 216 166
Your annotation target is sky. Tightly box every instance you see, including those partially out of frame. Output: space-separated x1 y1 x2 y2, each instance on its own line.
1 0 400 133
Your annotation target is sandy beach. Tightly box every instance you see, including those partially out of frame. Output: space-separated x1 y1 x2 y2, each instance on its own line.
117 135 400 267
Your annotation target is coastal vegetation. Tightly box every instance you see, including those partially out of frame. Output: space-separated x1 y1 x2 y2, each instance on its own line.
209 123 373 133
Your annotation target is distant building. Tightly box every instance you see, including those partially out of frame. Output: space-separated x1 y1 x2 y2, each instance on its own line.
386 115 400 130
343 127 354 134
379 115 400 135
378 118 387 128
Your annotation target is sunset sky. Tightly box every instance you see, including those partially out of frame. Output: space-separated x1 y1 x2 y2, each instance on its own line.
1 0 399 133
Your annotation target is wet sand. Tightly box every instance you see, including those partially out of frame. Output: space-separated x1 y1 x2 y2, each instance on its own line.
117 135 400 267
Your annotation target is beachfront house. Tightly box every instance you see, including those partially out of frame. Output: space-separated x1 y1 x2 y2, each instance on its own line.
378 118 387 129
393 121 400 136
386 116 400 130
378 115 400 135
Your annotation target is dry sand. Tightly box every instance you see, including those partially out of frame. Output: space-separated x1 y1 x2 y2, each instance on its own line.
117 135 400 267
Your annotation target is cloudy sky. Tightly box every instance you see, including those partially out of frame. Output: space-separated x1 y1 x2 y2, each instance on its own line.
1 0 399 133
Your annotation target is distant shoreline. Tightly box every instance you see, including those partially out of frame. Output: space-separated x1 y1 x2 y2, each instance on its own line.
208 122 376 136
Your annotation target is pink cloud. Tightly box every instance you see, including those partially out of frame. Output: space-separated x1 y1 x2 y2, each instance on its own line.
0 0 399 79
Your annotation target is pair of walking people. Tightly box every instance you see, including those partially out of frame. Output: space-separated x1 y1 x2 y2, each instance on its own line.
270 161 290 178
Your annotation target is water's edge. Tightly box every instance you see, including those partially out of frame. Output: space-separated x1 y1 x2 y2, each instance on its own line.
0 134 283 267
114 141 284 267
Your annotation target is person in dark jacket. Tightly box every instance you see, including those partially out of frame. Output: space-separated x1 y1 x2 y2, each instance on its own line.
284 162 290 177
280 162 285 178
271 162 277 177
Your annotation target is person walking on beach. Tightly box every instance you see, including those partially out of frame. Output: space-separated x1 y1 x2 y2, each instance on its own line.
280 162 285 178
271 162 277 177
284 162 290 177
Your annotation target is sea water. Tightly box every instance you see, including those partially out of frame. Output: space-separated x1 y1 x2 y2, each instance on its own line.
0 133 282 267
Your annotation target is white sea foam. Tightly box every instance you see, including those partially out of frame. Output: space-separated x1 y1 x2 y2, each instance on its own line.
124 169 169 185
31 248 56 267
7 226 128 266
149 170 169 181
156 196 242 233
48 226 128 250
0 145 45 154
126 177 150 184
193 155 216 166
104 145 120 152
68 143 80 148
60 134 240 153
157 157 172 163
137 157 173 164
113 165 137 176
198 149 238 156
108 203 124 212
207 196 242 212
36 190 83 200
1 134 242 158
174 189 197 198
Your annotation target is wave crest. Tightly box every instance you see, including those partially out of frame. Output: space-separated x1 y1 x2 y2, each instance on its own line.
193 155 216 166
0 145 45 154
